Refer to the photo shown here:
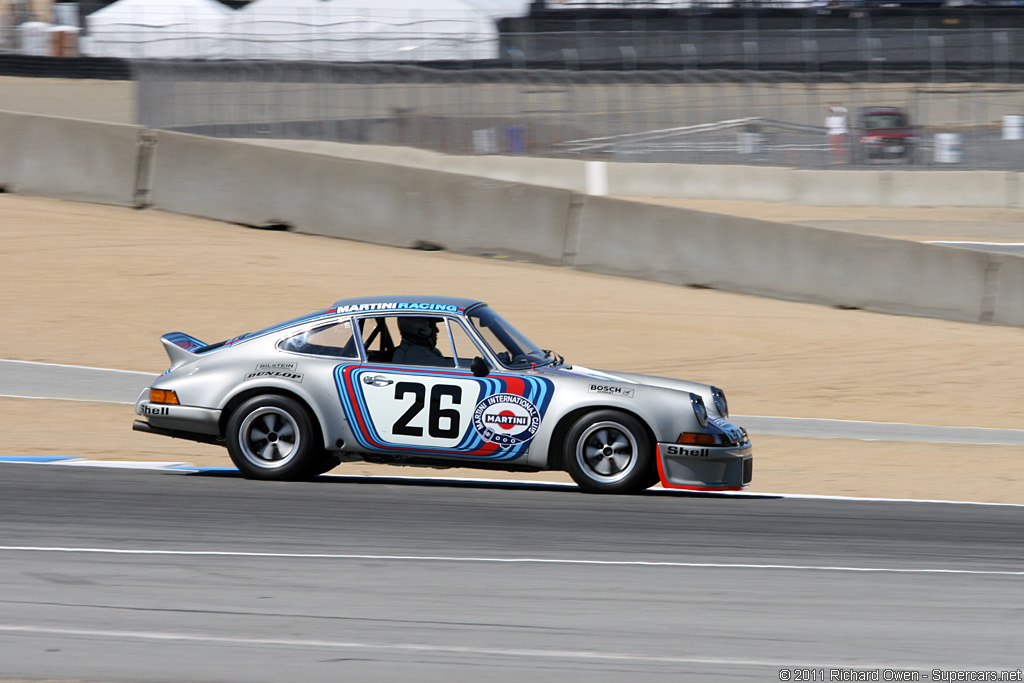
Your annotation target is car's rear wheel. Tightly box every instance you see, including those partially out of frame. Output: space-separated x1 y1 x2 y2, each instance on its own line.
226 395 320 480
564 410 657 494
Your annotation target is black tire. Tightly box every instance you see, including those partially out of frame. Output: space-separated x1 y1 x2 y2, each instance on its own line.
564 410 656 494
226 395 320 480
309 452 341 477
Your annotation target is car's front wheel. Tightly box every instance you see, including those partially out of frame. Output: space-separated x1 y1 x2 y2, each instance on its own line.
564 410 657 494
226 395 320 480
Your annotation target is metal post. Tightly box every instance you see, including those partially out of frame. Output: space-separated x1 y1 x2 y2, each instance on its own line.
928 34 945 85
507 46 525 69
562 48 579 71
866 37 884 84
744 41 759 135
803 39 818 78
680 43 697 70
994 32 1009 86
743 40 758 72
804 39 819 168
620 45 637 71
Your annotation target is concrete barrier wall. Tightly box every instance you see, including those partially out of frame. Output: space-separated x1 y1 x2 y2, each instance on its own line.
1 111 1021 327
607 163 792 203
991 254 1024 327
789 169 888 206
237 139 1024 208
888 171 1017 208
149 131 575 265
0 112 139 206
572 196 996 324
238 138 589 194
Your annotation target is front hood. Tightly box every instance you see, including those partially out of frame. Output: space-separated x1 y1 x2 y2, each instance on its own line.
543 365 714 400
593 369 714 397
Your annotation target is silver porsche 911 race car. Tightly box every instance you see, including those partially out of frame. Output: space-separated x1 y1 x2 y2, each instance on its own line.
134 296 752 494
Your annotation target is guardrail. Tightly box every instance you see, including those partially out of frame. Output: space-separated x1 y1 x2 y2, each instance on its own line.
1 110 1021 328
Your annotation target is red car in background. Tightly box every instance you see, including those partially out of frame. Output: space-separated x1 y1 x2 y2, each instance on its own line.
850 107 920 164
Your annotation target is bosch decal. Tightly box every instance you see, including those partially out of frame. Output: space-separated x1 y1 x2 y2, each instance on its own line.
588 384 634 398
473 393 542 447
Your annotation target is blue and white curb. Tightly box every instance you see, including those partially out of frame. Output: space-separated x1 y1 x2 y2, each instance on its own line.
0 456 227 472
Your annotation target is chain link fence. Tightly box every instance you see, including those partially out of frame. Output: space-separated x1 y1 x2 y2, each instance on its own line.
134 60 1024 169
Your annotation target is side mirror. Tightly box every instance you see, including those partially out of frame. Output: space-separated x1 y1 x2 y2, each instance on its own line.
471 356 490 377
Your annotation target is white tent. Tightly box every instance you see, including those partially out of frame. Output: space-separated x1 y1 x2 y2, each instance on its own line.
225 0 529 62
84 0 233 59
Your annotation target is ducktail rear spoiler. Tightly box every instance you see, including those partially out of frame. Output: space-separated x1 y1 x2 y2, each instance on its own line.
160 332 206 369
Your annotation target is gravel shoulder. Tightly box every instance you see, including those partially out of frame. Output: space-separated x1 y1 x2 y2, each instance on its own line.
3 194 1023 503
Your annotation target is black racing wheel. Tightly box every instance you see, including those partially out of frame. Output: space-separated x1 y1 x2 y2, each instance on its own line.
564 410 658 494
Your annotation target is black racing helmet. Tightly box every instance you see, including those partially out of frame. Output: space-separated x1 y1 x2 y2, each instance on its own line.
398 316 440 342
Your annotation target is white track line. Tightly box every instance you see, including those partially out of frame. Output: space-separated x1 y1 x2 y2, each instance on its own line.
0 359 153 376
0 624 963 672
733 490 1024 508
927 240 1024 246
0 393 132 405
0 546 1019 576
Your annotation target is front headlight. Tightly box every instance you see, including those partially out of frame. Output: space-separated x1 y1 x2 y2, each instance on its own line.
691 393 708 428
711 387 728 418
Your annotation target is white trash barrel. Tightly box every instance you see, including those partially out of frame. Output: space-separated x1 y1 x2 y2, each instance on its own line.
1003 116 1024 141
736 132 764 155
934 133 963 164
18 22 50 56
472 128 498 155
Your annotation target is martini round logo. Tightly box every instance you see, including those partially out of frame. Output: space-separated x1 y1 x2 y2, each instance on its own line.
473 393 542 447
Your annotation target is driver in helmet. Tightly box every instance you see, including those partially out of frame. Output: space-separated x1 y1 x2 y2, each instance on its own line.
392 317 448 367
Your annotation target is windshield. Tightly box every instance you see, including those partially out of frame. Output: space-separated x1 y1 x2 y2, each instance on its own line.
467 305 552 368
864 113 908 130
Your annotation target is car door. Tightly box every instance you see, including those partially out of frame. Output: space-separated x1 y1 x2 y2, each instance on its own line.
334 314 554 462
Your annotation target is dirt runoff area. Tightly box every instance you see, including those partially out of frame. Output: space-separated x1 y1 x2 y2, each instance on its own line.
2 194 1023 504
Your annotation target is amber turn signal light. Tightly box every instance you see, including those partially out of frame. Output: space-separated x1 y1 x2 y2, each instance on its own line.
149 388 180 405
677 432 722 446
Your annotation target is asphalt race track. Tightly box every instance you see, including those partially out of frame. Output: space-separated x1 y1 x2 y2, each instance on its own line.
0 465 1020 683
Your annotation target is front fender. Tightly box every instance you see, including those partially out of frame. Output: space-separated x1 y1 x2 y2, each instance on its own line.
526 381 704 469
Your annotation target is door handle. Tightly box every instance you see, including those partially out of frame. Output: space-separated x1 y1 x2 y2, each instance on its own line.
361 375 393 387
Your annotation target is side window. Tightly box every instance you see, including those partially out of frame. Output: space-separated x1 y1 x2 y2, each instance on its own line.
355 316 485 368
359 316 399 364
445 320 484 368
279 320 357 358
